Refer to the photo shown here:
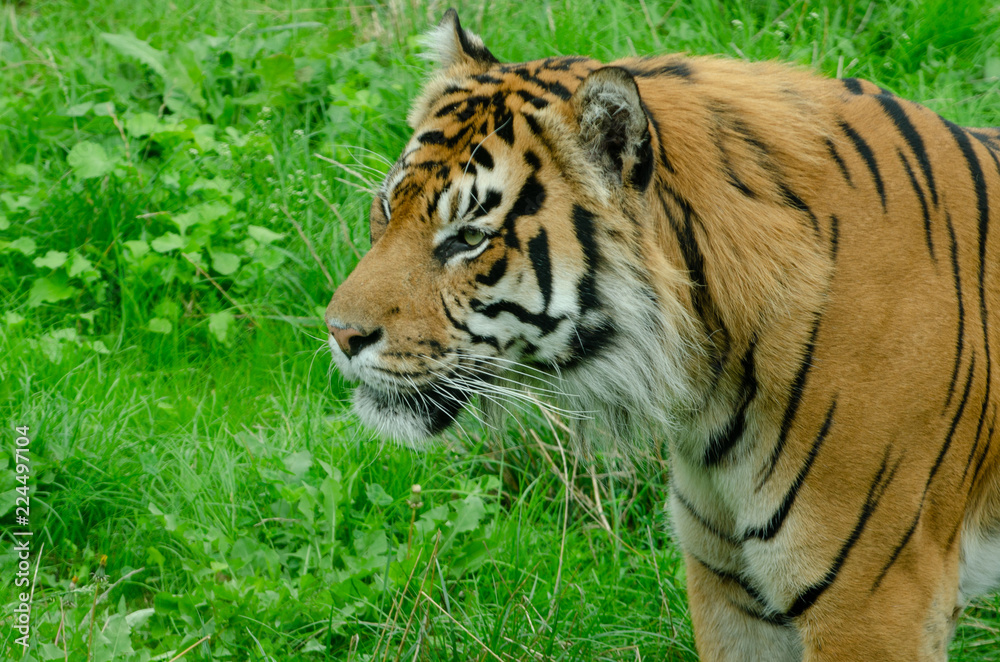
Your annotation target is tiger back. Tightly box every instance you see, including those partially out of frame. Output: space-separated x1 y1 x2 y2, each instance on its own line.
324 10 1000 661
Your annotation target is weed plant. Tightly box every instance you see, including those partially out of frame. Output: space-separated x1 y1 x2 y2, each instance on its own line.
1 1 998 659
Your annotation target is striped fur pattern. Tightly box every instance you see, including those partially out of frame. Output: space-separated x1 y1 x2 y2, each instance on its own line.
325 10 1000 660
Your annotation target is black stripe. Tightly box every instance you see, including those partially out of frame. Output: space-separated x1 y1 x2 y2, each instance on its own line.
704 341 759 466
757 317 821 489
725 168 756 198
559 319 616 369
962 397 991 486
872 503 920 593
674 490 739 545
971 130 1000 156
629 134 655 191
786 449 900 618
829 214 840 260
495 113 515 145
745 401 836 541
779 184 819 234
839 120 886 210
523 113 544 138
541 56 589 71
527 228 553 310
826 137 854 187
971 405 996 485
659 188 731 375
945 121 993 439
877 95 938 207
896 148 933 260
503 175 546 249
944 212 966 411
663 191 708 313
624 60 693 79
572 205 602 313
524 150 542 170
469 298 563 335
472 73 503 85
508 66 572 100
642 100 675 174
842 78 864 95
470 146 494 170
730 598 790 627
874 354 979 592
434 100 463 118
931 352 977 487
691 555 770 609
475 255 508 286
418 130 447 145
440 295 500 350
470 189 503 220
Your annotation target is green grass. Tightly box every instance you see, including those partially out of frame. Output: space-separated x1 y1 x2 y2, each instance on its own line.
1 0 998 659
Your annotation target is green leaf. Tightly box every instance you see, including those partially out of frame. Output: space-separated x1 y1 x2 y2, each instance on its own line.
90 340 111 354
248 225 285 244
208 310 235 344
123 239 150 259
283 450 313 477
153 299 180 321
4 312 25 326
125 607 156 629
151 232 184 253
170 211 200 235
68 252 94 278
366 483 393 507
27 276 78 307
211 251 240 275
171 201 232 234
64 101 94 117
148 318 173 334
100 32 167 77
67 141 117 179
261 53 297 88
4 237 36 256
0 214 7 230
92 612 134 662
451 495 486 534
986 56 1000 80
32 250 68 270
37 643 65 661
125 112 160 136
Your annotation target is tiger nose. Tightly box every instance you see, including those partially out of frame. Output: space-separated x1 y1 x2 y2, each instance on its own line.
329 323 382 358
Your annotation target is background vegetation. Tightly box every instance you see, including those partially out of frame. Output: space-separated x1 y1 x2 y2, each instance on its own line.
1 0 998 659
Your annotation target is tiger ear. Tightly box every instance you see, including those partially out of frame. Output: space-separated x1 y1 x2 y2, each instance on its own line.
573 67 655 191
422 8 500 70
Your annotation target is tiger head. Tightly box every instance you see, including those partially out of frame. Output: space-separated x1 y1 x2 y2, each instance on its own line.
325 10 697 446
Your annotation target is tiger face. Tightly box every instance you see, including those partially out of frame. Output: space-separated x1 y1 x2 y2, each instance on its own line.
326 13 693 445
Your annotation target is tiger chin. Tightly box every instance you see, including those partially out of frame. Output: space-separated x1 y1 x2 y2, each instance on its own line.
325 9 1000 662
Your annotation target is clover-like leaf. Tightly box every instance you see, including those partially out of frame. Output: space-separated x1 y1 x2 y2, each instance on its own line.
208 310 235 344
67 141 118 179
33 250 68 270
147 318 173 334
211 251 240 276
248 225 285 244
151 233 185 253
27 276 78 307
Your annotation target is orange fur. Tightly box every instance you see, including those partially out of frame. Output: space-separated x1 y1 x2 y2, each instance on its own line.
326 11 1000 660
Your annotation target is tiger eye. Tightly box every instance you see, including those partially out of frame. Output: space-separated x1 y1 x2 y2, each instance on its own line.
461 227 486 247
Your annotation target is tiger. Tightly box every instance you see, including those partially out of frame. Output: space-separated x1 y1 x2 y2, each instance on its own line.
324 9 1000 661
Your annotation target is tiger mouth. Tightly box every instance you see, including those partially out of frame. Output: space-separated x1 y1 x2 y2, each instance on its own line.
352 379 473 445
